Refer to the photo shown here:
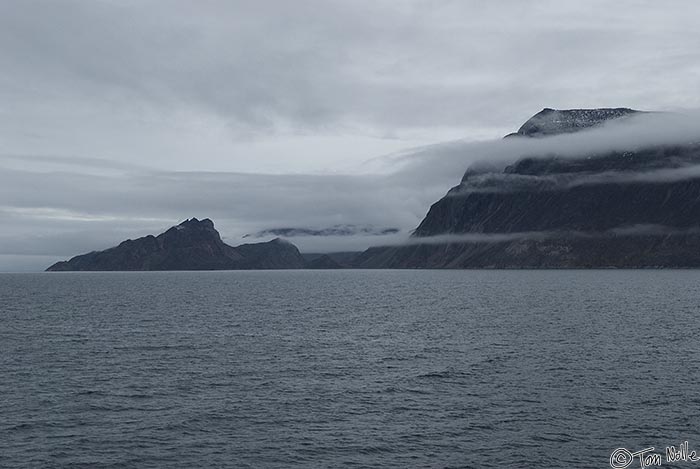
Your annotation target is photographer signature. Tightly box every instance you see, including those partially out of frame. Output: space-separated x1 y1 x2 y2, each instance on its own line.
610 442 700 468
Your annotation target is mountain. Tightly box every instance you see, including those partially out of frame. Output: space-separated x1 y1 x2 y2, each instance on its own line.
46 218 306 271
357 108 700 268
234 238 307 269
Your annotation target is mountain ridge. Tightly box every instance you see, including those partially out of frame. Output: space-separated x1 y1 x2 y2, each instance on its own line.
46 218 306 271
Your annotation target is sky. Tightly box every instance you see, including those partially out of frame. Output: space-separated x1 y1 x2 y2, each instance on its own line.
2 0 700 271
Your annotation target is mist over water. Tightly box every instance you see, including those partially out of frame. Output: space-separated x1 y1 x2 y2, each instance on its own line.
3 270 700 467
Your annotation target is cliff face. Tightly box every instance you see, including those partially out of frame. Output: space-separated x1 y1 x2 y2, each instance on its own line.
414 147 700 236
47 218 306 271
358 108 700 268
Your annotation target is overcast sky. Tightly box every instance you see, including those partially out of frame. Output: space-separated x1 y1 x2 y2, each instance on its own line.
2 0 700 271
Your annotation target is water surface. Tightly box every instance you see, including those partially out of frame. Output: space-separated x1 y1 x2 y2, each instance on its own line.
2 270 700 468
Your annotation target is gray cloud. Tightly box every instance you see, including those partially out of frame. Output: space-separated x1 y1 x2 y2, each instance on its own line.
2 1 700 146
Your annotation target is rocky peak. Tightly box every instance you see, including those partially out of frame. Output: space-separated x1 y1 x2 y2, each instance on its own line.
514 107 640 137
162 217 220 242
177 217 215 230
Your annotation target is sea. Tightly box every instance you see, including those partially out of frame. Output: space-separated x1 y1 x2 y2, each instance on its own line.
2 270 700 468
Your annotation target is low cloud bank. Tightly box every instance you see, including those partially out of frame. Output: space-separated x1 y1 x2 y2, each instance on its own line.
446 163 700 196
381 224 700 248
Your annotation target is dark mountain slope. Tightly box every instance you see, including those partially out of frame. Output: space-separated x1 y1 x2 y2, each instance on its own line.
358 108 700 268
47 218 305 271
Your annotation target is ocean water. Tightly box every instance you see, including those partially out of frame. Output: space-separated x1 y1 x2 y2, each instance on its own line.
2 270 700 468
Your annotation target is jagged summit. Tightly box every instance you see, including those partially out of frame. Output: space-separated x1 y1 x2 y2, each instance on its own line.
174 217 215 230
507 107 640 138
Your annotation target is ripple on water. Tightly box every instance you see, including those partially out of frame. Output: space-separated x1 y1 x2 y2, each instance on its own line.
3 270 700 468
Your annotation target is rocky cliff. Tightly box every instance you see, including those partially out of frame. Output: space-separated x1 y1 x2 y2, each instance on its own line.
46 218 306 271
357 108 700 268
